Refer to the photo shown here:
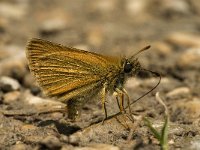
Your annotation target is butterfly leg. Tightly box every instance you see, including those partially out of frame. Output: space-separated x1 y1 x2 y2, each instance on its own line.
122 88 134 122
115 88 126 114
115 94 120 111
115 88 134 122
101 84 107 124
114 91 125 114
114 89 131 128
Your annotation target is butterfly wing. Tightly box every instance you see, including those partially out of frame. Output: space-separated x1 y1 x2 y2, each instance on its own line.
26 38 122 102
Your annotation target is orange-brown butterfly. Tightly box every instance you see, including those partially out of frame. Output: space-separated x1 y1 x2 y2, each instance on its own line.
26 38 160 121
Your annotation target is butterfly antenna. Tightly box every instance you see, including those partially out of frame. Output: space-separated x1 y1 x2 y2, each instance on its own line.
130 69 161 105
130 45 151 60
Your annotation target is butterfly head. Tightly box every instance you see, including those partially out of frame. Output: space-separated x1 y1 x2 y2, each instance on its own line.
123 58 141 76
123 45 151 76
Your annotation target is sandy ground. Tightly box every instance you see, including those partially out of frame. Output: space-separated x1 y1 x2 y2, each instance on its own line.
0 0 200 150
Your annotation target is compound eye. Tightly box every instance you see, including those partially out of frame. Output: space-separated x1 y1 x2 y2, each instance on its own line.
124 62 133 73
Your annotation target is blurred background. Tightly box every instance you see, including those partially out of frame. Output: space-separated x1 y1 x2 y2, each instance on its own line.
0 0 200 78
0 0 200 149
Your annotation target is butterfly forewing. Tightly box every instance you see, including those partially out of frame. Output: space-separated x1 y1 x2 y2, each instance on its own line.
26 38 122 102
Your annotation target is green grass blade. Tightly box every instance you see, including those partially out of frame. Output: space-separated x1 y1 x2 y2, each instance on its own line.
143 117 161 140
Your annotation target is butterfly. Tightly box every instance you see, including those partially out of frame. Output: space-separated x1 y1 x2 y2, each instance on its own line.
26 38 157 121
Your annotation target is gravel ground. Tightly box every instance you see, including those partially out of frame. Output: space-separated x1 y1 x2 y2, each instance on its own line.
0 0 200 150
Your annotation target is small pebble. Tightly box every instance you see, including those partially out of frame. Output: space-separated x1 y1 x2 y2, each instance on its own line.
0 76 21 92
23 91 66 113
161 0 190 15
166 87 190 98
65 144 120 150
40 18 68 35
190 140 200 150
60 134 69 143
92 0 116 12
3 91 21 104
126 0 147 15
166 32 200 47
177 47 200 68
0 51 26 77
0 2 28 20
21 124 37 131
10 143 29 150
69 134 80 145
